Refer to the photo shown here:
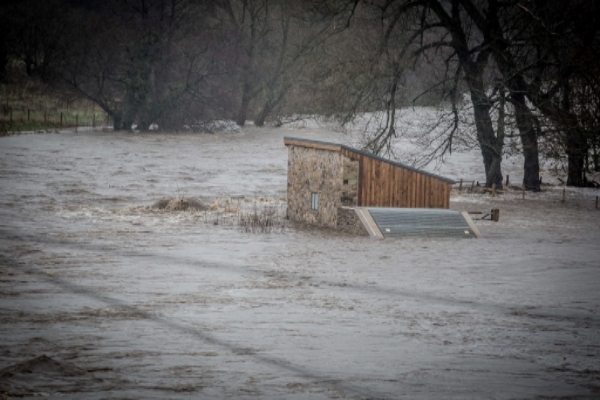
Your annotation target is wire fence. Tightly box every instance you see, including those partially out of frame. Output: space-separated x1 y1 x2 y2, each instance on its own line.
1 104 110 132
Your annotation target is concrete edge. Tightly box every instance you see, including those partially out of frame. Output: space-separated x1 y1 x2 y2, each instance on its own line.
461 211 482 239
354 207 384 238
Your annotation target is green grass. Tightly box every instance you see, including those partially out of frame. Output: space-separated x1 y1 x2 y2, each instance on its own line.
0 108 109 132
0 82 110 133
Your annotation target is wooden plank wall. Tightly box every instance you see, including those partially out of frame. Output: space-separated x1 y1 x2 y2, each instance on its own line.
341 148 450 209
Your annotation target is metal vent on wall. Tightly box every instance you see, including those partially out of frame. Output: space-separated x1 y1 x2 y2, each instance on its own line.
366 208 479 239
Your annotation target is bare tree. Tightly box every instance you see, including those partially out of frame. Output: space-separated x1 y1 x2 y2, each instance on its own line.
54 0 221 131
292 2 418 157
1 0 69 83
456 0 599 187
321 0 597 189
316 1 505 187
214 0 336 127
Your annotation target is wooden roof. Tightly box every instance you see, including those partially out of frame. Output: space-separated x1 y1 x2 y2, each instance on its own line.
284 136 455 184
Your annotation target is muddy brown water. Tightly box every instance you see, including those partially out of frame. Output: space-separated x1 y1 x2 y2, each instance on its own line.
1 129 599 398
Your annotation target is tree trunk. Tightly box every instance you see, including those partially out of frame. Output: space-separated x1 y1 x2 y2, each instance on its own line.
474 2 541 191
521 131 541 190
255 96 278 127
469 89 504 189
112 110 135 131
433 0 504 190
123 112 135 132
567 152 586 186
254 105 269 127
488 87 506 188
561 82 589 187
255 86 289 127
138 119 152 132
112 112 123 131
512 95 540 191
236 82 252 127
566 131 589 186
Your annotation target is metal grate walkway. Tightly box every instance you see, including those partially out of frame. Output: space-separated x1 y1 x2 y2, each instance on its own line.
366 208 478 239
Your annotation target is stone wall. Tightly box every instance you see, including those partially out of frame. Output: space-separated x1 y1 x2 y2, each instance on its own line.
287 145 343 228
286 145 366 232
336 207 368 236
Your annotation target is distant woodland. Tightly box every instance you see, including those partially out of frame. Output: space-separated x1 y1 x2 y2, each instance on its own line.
1 0 598 188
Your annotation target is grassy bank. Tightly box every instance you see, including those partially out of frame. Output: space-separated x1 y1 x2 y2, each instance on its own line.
0 82 109 134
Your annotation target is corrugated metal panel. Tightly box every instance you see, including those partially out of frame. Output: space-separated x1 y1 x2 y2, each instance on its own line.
367 208 477 239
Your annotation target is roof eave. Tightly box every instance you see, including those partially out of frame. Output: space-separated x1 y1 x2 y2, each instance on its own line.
283 136 456 184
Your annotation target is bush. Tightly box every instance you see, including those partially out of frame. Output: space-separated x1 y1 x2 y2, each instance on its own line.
238 206 285 234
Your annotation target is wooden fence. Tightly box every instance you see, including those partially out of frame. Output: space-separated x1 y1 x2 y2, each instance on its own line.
454 178 600 208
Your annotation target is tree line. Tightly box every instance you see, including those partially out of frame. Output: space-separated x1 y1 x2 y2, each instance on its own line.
1 0 598 188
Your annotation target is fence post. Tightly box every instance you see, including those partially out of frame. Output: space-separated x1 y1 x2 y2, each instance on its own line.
459 179 463 191
491 209 500 222
505 174 509 186
470 180 475 192
491 183 496 197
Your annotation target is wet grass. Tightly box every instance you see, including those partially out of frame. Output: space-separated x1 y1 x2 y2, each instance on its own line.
0 82 109 134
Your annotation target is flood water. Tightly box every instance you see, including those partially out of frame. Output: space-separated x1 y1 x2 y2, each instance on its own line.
1 128 599 398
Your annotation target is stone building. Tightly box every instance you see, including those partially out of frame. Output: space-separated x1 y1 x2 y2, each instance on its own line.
284 137 458 236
